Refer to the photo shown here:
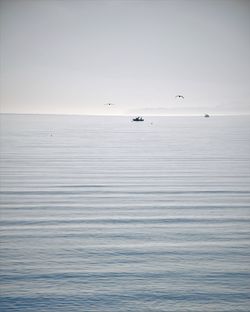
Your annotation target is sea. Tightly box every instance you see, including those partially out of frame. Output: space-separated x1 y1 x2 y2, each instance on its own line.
0 114 250 312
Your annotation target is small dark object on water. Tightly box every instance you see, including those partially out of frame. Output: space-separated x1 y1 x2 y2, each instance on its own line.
132 116 144 121
204 113 210 118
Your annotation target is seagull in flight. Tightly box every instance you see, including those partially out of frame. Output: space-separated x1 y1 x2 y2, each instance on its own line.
175 95 184 99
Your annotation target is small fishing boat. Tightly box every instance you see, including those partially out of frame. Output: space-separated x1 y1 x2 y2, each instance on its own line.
132 116 144 121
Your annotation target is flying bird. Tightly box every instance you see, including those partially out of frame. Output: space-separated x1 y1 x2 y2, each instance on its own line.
175 95 184 99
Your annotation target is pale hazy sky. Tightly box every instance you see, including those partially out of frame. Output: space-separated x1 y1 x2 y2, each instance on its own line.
0 0 250 115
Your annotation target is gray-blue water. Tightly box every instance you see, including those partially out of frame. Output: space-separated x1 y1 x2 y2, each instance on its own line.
0 114 250 311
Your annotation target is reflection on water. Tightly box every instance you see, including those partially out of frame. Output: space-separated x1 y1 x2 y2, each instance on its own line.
0 114 250 311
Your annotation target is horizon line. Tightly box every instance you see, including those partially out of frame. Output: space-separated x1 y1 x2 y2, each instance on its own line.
1 112 250 117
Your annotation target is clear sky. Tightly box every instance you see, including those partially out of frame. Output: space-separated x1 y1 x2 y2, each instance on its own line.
0 0 250 116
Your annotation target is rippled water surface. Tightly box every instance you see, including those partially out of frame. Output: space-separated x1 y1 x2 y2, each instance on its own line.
0 114 250 311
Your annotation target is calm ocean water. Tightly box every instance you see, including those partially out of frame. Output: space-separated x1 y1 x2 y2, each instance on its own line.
0 114 250 311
